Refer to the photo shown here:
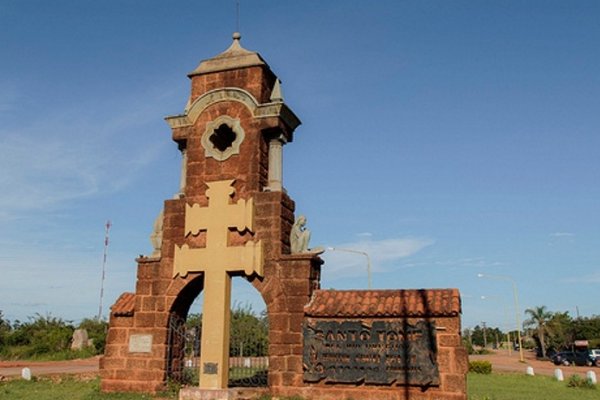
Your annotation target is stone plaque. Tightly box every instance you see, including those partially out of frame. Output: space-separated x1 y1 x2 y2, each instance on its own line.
303 320 439 386
203 362 218 374
128 334 153 353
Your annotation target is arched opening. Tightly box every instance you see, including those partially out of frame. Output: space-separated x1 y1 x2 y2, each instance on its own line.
228 275 269 387
166 274 204 384
166 274 269 387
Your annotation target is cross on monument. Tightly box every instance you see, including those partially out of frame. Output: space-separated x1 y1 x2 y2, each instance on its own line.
173 179 263 388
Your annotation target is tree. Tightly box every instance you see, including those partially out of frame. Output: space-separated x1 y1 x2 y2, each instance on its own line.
546 311 573 350
229 304 268 357
524 305 553 358
185 304 269 357
0 311 11 351
572 316 600 342
469 324 504 348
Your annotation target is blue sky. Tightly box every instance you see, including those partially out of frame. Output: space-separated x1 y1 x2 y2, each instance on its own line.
1 1 598 331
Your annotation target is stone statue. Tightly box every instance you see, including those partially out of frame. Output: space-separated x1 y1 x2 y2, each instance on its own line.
150 209 164 257
290 215 311 253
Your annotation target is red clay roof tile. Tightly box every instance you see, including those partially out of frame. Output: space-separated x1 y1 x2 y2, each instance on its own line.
111 292 136 317
304 289 461 318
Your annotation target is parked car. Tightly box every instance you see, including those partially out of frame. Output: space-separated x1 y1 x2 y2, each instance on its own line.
551 351 595 366
589 349 600 363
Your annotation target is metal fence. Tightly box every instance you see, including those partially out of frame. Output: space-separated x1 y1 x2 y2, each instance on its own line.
166 311 268 387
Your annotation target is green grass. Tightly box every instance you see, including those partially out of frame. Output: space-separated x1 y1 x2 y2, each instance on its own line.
1 346 99 361
1 373 598 400
0 377 176 400
468 372 597 400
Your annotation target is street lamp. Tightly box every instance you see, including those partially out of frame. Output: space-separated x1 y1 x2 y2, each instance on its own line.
477 273 524 362
326 247 372 289
480 295 512 356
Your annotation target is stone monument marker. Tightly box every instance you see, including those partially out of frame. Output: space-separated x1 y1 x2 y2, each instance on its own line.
100 33 467 400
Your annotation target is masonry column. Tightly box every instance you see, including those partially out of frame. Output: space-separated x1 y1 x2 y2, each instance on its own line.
266 135 286 192
177 145 187 197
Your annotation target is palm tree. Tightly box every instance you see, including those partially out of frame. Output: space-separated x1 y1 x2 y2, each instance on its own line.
524 305 553 359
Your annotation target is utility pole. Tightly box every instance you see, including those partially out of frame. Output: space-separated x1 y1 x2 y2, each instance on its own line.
482 322 488 348
97 220 112 321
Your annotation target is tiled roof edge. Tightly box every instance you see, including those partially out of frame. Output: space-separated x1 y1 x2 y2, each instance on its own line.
304 289 461 318
111 292 136 317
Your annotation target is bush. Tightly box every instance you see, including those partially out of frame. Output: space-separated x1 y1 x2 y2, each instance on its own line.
78 318 108 354
469 360 492 374
0 314 106 360
463 337 474 354
26 314 74 355
0 311 10 352
566 374 596 389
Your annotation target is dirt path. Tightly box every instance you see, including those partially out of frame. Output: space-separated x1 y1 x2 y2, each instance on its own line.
0 356 99 378
470 349 598 378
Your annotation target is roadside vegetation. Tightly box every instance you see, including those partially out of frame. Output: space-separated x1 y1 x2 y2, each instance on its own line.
0 311 106 361
463 306 600 357
0 304 267 362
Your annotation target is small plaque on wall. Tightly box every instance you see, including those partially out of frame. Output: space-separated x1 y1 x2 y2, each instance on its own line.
128 334 153 353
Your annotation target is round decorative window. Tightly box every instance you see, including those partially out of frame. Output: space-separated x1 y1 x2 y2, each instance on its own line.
201 115 245 161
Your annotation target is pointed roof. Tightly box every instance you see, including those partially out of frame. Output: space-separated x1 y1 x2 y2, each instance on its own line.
188 32 268 77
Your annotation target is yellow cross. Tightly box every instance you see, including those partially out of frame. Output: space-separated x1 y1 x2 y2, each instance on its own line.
173 179 263 389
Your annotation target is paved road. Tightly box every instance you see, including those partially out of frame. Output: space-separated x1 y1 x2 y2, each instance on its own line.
0 357 99 378
470 349 599 378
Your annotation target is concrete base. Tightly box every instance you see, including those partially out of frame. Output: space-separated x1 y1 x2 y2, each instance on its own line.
178 387 269 400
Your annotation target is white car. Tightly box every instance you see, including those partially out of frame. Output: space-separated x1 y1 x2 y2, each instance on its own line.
590 349 600 360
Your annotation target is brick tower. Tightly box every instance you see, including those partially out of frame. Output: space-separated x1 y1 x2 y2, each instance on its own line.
100 33 322 394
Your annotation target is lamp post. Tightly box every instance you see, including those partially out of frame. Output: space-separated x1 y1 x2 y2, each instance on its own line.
481 295 512 356
326 247 372 289
477 273 524 362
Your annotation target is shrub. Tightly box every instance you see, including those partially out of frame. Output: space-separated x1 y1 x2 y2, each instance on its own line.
566 374 596 389
463 337 474 354
0 314 75 359
0 311 10 352
78 318 108 354
469 360 492 374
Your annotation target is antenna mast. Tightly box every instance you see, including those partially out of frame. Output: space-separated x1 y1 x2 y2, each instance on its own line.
97 220 112 321
235 0 240 33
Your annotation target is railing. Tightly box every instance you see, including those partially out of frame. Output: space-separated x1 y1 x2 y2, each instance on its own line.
166 312 269 387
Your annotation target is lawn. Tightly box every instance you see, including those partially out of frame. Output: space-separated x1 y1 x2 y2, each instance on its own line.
0 377 176 400
468 372 598 400
0 373 597 399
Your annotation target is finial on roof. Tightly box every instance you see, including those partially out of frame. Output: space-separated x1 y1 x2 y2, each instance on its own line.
226 32 243 52
188 31 267 77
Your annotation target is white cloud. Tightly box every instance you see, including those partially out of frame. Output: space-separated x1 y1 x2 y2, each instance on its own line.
0 88 168 217
356 232 373 238
399 257 505 269
322 236 434 277
550 232 575 237
434 258 505 268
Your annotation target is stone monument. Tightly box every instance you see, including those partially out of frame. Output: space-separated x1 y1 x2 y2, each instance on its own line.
100 33 467 400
